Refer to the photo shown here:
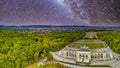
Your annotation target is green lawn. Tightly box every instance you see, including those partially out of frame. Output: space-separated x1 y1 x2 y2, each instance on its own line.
26 62 68 68
72 43 104 49
39 64 68 68
79 39 101 42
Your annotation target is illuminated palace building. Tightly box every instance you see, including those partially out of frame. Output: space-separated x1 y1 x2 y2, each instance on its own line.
59 46 113 63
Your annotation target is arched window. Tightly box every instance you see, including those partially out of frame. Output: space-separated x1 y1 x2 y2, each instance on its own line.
95 56 96 58
79 55 81 57
91 55 94 60
98 54 101 58
79 54 82 58
83 55 85 57
66 51 68 56
101 54 103 58
86 55 88 58
72 52 74 56
69 52 71 56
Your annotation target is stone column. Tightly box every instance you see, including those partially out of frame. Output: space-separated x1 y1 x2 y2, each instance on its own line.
76 54 80 62
87 54 91 63
103 53 107 60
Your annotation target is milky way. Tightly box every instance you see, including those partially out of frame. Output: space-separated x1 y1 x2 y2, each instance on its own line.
0 0 120 26
63 0 120 26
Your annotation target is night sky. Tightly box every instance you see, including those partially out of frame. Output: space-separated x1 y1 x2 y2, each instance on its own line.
0 0 120 26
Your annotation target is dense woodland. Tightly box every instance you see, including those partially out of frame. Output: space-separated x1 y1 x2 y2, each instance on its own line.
98 32 120 54
0 30 85 68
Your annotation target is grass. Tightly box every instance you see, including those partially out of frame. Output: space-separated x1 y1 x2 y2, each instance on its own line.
39 63 69 68
26 61 69 68
84 39 96 42
26 63 39 68
40 65 58 68
72 43 104 49
78 39 101 42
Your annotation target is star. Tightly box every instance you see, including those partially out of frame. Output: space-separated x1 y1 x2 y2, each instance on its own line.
0 0 120 26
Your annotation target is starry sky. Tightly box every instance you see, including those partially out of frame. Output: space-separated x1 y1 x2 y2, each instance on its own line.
0 0 120 26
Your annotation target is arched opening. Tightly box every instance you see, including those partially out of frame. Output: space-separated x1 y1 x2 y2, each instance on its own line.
86 55 88 58
66 51 69 56
69 52 72 56
101 54 103 58
79 55 81 58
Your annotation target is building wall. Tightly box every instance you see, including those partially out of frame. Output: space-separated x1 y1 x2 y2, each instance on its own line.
91 52 107 61
76 51 91 63
62 50 107 63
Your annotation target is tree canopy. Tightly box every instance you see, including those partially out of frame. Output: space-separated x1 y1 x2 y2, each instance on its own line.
0 30 85 68
98 32 120 54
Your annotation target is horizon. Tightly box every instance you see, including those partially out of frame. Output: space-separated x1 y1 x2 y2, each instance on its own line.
1 24 120 27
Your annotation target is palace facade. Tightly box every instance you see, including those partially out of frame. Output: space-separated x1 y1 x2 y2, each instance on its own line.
58 46 112 63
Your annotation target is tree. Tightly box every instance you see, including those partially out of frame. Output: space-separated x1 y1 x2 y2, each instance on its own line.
34 52 39 62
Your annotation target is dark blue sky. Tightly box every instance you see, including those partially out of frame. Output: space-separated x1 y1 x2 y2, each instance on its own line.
0 0 120 26
0 0 85 25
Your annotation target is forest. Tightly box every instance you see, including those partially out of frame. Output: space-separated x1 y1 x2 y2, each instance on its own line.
97 31 120 54
0 30 85 68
